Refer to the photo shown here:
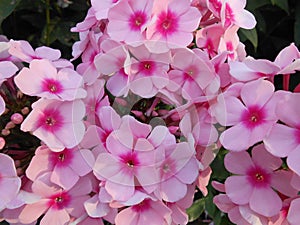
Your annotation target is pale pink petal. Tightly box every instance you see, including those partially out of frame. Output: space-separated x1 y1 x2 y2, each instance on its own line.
251 144 282 171
234 10 256 29
159 177 187 202
225 176 253 205
287 198 300 225
51 166 79 190
84 195 110 218
0 96 5 115
241 79 274 108
175 158 199 184
19 200 50 224
276 92 300 128
249 187 282 217
0 178 21 206
97 106 121 132
25 152 52 181
274 43 300 68
69 149 94 176
41 208 70 225
213 194 235 213
115 207 139 225
224 151 254 175
220 123 251 151
287 147 300 176
0 153 18 176
93 153 120 180
106 131 133 155
271 170 298 197
264 124 298 157
35 46 61 60
105 178 134 201
213 96 246 126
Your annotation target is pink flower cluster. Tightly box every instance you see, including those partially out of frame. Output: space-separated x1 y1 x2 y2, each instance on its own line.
0 0 299 225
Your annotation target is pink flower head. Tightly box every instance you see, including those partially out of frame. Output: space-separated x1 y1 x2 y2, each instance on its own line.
146 0 202 52
127 44 171 98
25 145 94 190
264 92 300 176
19 173 92 225
0 153 21 211
215 79 278 151
220 0 256 29
21 99 86 151
9 40 61 63
167 48 217 100
224 144 283 217
107 0 153 45
14 59 86 101
93 116 164 201
115 198 171 225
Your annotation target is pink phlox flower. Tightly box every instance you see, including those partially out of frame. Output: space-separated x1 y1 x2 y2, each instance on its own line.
83 79 110 125
224 144 283 217
127 44 171 98
25 145 95 190
14 59 86 101
146 0 202 53
94 39 131 97
167 48 217 100
21 99 86 151
229 56 280 82
264 91 300 176
215 79 279 151
196 24 225 57
115 198 172 225
107 0 153 45
93 116 162 201
19 173 92 225
0 153 22 212
154 141 200 202
220 0 256 29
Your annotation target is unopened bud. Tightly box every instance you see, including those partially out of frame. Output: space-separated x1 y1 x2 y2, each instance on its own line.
11 113 23 124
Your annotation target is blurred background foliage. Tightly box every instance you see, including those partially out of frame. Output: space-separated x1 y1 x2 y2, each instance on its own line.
0 0 299 225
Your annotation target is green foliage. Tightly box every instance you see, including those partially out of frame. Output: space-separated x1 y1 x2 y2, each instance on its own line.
0 0 21 26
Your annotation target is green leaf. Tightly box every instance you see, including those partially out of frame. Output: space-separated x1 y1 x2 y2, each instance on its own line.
294 1 300 45
271 0 289 13
246 0 270 11
0 0 21 25
239 28 258 50
186 198 205 222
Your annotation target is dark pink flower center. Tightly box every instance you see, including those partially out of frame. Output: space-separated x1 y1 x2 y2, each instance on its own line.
42 78 63 94
241 105 266 129
247 166 271 188
37 109 63 132
184 65 199 80
156 10 178 36
224 3 235 27
50 149 73 168
120 152 140 168
131 199 151 212
48 191 71 210
205 38 215 55
129 11 147 31
138 61 156 75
